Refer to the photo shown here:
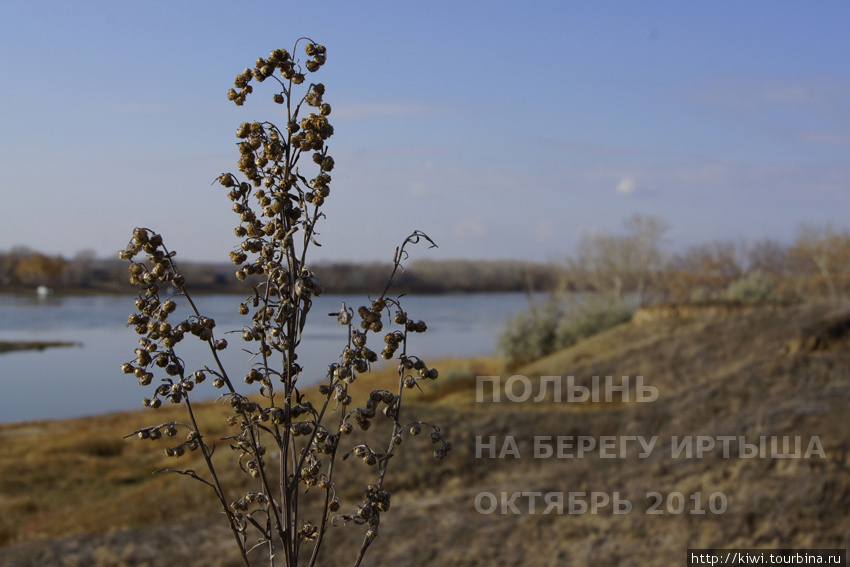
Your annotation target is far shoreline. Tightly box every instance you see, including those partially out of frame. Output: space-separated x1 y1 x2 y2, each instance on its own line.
0 340 79 355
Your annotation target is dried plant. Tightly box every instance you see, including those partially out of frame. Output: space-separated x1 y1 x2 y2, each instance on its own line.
118 38 450 567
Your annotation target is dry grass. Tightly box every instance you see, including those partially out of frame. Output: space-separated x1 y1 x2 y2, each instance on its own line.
0 356 495 549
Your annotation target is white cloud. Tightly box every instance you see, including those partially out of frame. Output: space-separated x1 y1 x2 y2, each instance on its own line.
616 176 635 195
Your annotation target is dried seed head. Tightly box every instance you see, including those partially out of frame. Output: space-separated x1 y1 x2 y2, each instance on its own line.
337 307 351 326
361 348 378 363
135 349 152 366
133 228 149 245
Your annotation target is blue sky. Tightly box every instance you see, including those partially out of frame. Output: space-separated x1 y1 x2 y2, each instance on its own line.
1 1 848 264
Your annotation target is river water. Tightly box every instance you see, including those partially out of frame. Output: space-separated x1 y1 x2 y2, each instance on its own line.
0 292 536 423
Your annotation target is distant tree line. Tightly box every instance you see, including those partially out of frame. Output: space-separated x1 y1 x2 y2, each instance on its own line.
2 220 848 300
0 248 557 295
564 215 850 305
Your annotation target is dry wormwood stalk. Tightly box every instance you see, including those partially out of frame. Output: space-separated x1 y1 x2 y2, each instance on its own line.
118 38 451 567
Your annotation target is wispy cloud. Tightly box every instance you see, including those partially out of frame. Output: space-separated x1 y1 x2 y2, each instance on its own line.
685 75 849 112
681 74 850 148
550 138 646 157
799 130 850 147
111 102 167 115
535 219 556 242
409 182 428 196
333 102 440 120
453 216 486 239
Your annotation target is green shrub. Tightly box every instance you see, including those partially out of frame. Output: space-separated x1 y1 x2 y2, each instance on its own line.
723 270 775 303
499 295 635 366
497 299 564 364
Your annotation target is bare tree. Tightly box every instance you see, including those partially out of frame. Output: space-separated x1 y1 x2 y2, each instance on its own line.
664 241 744 303
623 214 670 305
746 238 788 276
569 232 626 299
567 214 669 305
788 223 850 302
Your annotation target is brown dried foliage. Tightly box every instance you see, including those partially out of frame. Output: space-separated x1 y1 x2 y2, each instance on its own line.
117 39 450 567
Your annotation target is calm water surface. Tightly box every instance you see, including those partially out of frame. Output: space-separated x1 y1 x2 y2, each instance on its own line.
0 292 535 423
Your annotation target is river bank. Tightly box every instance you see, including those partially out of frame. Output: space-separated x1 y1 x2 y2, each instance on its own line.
2 301 849 566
